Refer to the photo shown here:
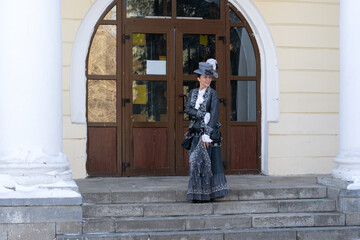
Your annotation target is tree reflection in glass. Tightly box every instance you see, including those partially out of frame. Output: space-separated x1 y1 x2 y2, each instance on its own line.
177 0 220 19
229 8 241 23
127 0 171 18
183 34 216 75
88 80 117 123
88 25 117 75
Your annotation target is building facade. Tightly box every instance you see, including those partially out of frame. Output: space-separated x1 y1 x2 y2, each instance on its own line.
3 0 360 183
61 0 343 179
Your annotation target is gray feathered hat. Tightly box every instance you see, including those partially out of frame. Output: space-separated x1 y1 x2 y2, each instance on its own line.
194 60 218 78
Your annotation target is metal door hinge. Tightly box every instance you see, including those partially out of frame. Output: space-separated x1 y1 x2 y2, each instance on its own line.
218 36 226 44
122 98 131 106
123 34 130 43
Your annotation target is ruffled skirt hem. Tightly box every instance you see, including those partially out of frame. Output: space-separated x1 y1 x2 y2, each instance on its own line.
187 173 229 201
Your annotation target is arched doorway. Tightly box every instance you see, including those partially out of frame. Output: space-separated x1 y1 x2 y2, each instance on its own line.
86 0 261 177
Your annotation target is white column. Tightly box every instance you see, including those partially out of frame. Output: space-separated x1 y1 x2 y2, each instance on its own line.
332 0 360 183
0 0 79 197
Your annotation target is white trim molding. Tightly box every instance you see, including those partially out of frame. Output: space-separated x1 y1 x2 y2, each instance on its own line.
230 0 280 174
70 0 114 124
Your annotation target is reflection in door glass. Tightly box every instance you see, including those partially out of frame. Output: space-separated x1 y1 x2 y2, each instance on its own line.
88 80 117 123
229 8 241 23
230 81 256 122
133 33 167 75
230 27 256 76
126 0 171 18
88 25 116 75
104 5 116 20
183 34 215 75
182 81 216 121
133 81 167 122
177 0 220 19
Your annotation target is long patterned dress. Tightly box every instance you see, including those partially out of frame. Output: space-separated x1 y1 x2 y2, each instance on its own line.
185 87 229 201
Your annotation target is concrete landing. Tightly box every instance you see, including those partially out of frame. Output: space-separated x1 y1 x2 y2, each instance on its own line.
76 174 319 194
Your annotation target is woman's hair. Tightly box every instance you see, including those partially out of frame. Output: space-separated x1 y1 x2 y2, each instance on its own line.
195 74 201 88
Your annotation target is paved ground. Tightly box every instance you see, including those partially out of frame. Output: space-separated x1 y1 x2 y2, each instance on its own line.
75 175 323 194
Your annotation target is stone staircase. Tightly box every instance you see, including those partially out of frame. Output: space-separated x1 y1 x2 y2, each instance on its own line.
56 176 360 240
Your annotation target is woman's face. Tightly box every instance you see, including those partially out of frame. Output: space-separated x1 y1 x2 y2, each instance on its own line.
197 75 213 90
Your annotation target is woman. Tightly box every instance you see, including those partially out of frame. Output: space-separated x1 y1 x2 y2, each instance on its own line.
184 59 229 202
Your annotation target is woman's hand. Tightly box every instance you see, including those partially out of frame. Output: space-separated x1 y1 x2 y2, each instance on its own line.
201 134 212 148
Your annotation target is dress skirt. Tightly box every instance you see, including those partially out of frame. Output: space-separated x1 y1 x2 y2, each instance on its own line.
187 135 229 201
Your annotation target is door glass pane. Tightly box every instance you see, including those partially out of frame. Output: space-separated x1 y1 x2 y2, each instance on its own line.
230 27 256 76
127 0 171 18
183 34 216 75
88 80 117 122
133 33 167 75
88 25 116 75
104 5 116 20
177 0 220 19
229 8 241 23
231 81 256 122
133 81 167 122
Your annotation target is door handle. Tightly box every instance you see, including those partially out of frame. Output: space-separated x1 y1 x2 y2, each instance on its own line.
179 94 187 114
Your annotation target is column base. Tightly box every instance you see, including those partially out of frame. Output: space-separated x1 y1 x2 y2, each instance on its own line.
0 150 81 198
333 152 360 189
332 165 360 180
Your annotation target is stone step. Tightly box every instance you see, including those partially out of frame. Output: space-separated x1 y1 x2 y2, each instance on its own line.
56 226 360 240
83 215 251 233
80 185 327 204
82 212 344 234
82 199 336 218
251 212 345 228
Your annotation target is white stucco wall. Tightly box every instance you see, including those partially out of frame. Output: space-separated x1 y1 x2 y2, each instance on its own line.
61 0 96 179
253 0 339 174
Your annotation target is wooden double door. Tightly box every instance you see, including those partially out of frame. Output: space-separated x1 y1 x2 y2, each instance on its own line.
86 2 261 177
121 22 226 176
